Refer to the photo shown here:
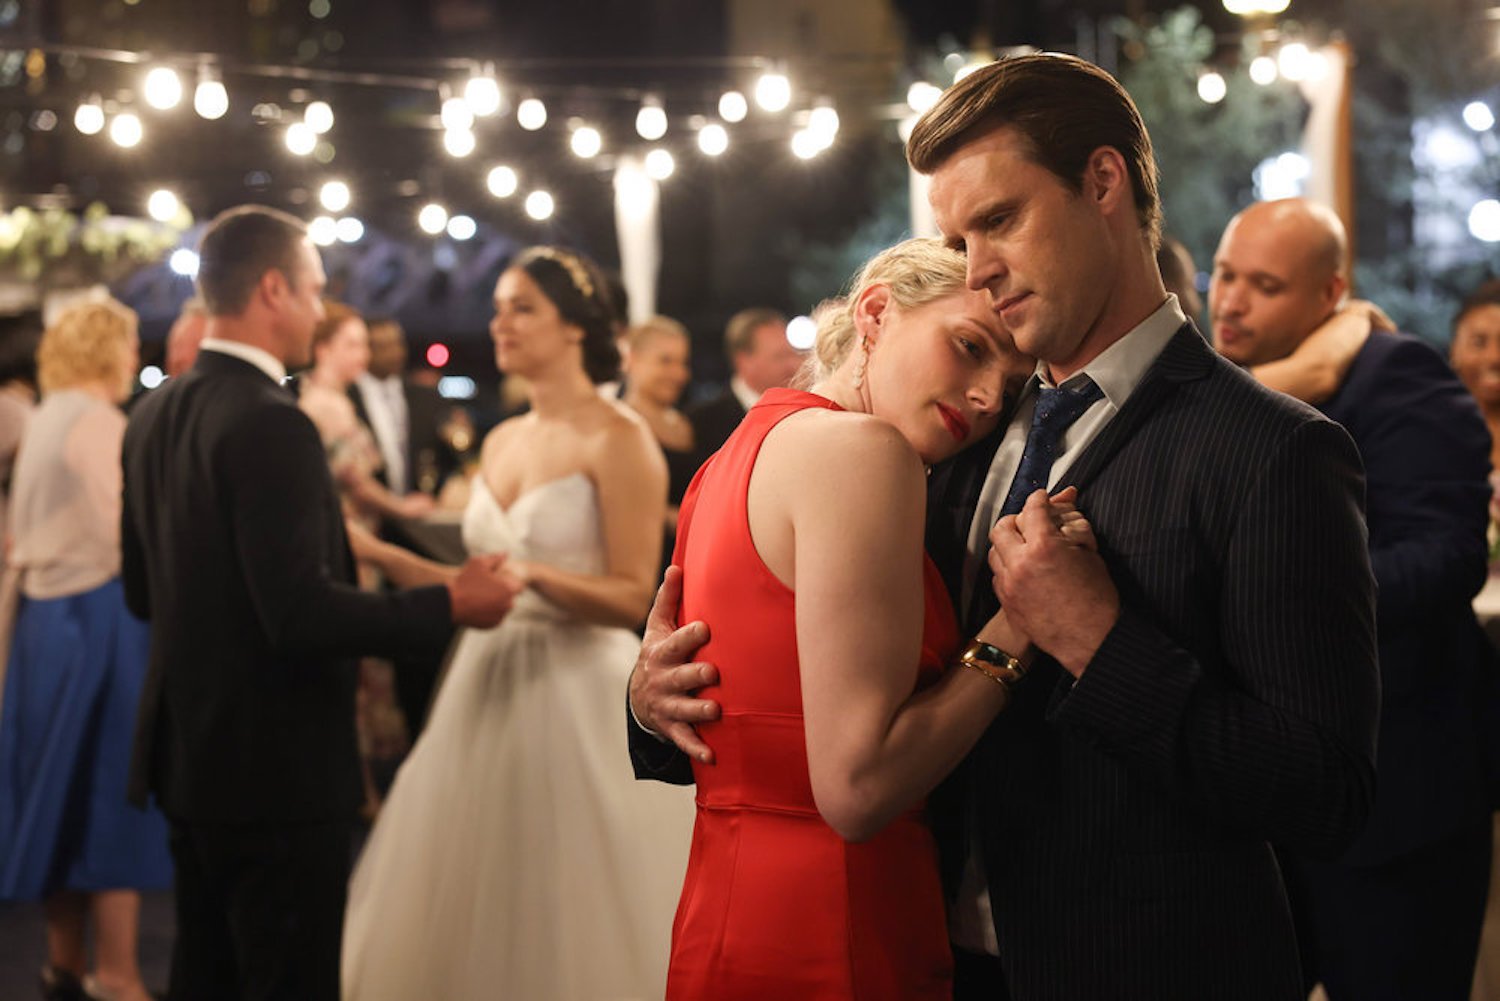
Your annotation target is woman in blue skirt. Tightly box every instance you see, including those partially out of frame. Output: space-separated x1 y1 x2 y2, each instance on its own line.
0 298 171 1001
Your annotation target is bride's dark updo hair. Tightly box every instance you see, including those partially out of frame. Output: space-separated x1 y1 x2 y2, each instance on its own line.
514 246 621 384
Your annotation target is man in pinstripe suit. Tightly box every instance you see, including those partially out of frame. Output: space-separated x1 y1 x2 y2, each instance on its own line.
630 54 1379 1000
1211 198 1492 1000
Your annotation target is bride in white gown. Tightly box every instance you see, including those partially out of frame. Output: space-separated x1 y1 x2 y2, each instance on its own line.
341 247 694 1001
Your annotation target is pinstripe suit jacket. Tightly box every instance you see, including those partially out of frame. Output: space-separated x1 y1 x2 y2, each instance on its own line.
926 323 1379 1000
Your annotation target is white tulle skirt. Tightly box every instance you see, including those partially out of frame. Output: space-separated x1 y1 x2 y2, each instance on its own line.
341 609 695 1001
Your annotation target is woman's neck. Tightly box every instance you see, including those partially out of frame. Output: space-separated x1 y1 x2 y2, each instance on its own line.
305 366 347 393
60 379 120 405
528 366 601 418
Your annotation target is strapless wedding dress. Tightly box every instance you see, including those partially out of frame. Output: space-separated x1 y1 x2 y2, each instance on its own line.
342 473 694 1000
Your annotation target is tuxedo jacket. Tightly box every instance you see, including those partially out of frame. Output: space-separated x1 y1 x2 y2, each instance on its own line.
631 326 1379 1000
349 377 455 493
1315 330 1492 865
122 351 453 826
685 389 747 469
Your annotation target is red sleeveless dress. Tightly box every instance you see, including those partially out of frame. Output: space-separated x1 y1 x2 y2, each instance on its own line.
665 388 960 1001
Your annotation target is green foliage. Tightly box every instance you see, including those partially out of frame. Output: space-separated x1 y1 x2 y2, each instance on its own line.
1118 7 1303 285
0 203 188 288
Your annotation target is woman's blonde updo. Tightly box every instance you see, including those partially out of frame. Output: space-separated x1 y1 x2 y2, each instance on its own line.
799 237 971 387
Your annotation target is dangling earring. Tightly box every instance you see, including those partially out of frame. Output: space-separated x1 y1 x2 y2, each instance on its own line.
850 336 869 390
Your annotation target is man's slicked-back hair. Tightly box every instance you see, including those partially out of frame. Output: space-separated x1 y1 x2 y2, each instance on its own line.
196 204 309 316
906 52 1162 247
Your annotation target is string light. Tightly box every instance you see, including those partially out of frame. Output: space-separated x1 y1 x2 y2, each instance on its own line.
109 112 143 148
1249 55 1278 86
465 68 501 117
309 216 338 246
1465 101 1496 132
443 128 476 157
754 71 791 112
525 190 554 220
74 96 104 135
446 214 476 240
636 97 667 141
147 189 180 222
570 124 602 158
644 148 675 180
1223 0 1290 14
194 68 229 120
336 216 364 243
417 203 448 234
1470 199 1500 242
143 67 183 110
697 122 728 156
517 97 547 131
1197 71 1228 104
718 90 748 123
807 102 839 149
319 180 351 212
907 81 942 114
790 129 821 159
441 96 473 132
487 164 519 197
304 100 334 134
168 248 199 276
285 122 316 155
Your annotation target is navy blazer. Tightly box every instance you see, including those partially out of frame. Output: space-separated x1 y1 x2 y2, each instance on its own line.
122 350 453 825
1316 329 1493 865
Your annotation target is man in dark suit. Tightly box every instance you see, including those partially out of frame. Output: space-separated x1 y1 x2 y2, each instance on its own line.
351 316 456 498
1210 198 1493 1000
685 307 801 462
121 205 520 1001
628 54 1379 1000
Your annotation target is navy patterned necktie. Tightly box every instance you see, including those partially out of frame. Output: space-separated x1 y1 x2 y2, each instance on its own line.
996 378 1104 519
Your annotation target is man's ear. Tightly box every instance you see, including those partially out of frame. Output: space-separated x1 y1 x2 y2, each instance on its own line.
851 283 891 345
258 267 288 310
1322 271 1349 314
1083 146 1132 219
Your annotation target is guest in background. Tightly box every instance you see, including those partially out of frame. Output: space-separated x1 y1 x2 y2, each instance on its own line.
0 310 42 578
352 317 457 499
164 298 208 379
300 303 434 533
0 299 171 1001
1156 235 1203 323
1211 199 1492 1000
686 307 802 463
622 315 696 570
1451 279 1500 529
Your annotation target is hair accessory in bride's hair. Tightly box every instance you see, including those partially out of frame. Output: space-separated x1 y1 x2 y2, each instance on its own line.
522 247 596 303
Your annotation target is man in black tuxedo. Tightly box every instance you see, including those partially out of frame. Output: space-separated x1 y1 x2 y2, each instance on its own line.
628 54 1379 1000
1210 198 1493 1000
121 205 520 1001
685 307 801 463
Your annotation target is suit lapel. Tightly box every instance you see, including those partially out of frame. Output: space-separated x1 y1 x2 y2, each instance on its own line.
1056 324 1212 495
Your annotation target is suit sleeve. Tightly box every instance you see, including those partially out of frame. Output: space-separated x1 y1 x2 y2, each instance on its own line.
222 403 453 661
1050 418 1379 858
120 423 151 621
1356 342 1491 633
627 704 696 784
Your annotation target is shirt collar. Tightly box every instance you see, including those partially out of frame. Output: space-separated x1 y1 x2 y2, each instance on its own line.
200 338 287 384
1031 294 1187 407
729 376 761 412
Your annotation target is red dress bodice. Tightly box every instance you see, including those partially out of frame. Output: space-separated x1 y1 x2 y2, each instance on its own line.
665 388 960 1000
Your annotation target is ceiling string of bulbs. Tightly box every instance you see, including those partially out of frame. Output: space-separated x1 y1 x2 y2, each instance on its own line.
23 38 852 241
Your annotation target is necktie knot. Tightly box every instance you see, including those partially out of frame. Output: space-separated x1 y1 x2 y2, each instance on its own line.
997 377 1103 519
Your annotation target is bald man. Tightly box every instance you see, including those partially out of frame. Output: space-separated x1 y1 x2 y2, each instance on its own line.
1211 198 1495 1000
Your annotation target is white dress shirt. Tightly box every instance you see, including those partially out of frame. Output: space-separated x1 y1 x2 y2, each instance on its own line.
356 373 409 495
199 338 287 384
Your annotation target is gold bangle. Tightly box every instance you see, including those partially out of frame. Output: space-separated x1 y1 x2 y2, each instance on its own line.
957 639 1027 689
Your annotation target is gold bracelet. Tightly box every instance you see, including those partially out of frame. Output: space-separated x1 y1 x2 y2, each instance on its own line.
956 639 1028 689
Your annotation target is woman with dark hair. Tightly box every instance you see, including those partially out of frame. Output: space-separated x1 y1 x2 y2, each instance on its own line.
342 247 694 1000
